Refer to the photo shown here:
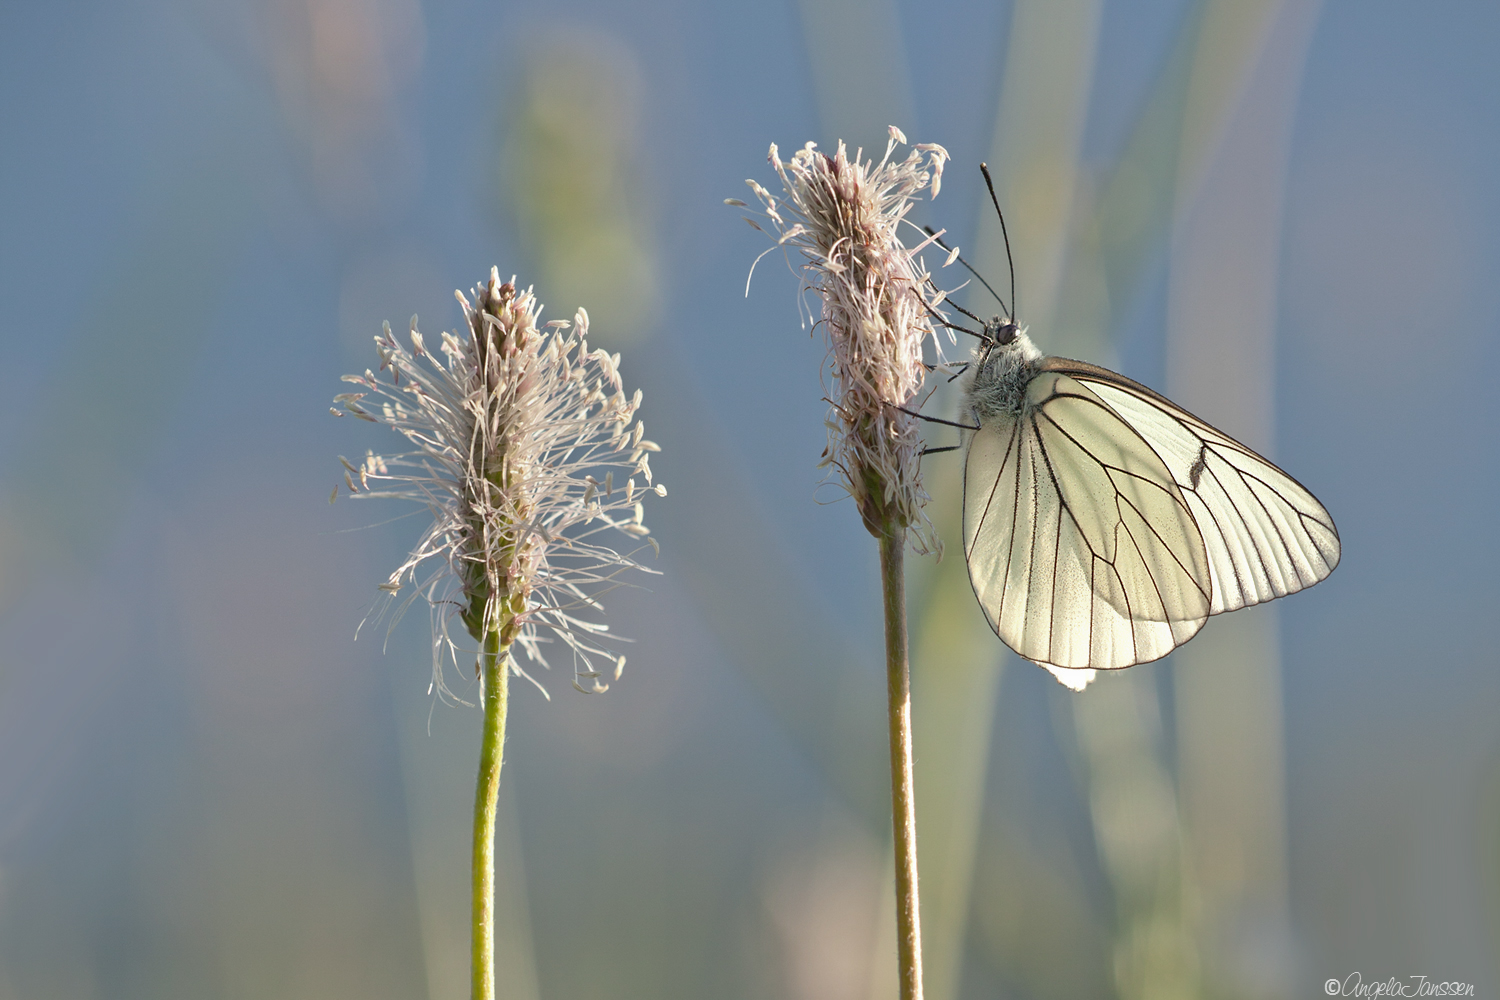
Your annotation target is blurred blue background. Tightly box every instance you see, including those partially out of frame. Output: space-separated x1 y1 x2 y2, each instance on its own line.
1 1 1497 997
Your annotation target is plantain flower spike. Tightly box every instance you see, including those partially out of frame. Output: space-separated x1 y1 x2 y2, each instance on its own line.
333 268 664 697
739 126 950 553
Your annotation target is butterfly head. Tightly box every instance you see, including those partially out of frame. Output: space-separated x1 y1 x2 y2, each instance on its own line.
965 322 1041 422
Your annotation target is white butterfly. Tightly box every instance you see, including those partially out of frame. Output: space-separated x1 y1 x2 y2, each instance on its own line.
957 316 1340 687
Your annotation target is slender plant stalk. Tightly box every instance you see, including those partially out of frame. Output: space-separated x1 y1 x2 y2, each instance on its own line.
471 629 510 1000
880 527 924 1000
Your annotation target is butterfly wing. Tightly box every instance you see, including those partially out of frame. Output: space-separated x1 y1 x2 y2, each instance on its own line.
1043 358 1341 614
964 371 1213 670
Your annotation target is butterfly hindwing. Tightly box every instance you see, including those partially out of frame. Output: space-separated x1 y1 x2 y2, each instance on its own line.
964 372 1212 670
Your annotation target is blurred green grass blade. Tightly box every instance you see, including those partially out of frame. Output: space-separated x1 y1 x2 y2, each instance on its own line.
795 0 916 155
1166 3 1323 993
641 350 892 831
913 3 1106 997
648 3 927 984
499 33 659 346
0 141 257 619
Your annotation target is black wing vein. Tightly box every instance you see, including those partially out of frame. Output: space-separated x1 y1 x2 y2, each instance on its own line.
963 372 1212 670
1044 358 1340 615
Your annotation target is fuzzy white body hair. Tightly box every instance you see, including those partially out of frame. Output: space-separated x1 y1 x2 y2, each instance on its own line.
962 327 1044 425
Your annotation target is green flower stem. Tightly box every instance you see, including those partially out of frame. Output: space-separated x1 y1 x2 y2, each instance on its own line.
471 628 510 1000
880 527 924 1000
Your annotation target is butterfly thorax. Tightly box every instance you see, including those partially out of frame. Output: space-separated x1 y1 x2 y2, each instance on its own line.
964 326 1043 423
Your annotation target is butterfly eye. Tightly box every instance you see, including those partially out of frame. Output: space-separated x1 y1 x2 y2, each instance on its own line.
981 317 1017 346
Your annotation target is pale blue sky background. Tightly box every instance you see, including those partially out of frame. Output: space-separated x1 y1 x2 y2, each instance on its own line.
1 1 1497 997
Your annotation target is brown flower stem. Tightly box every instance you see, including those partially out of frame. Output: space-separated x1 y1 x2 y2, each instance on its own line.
880 526 924 1000
471 628 510 1000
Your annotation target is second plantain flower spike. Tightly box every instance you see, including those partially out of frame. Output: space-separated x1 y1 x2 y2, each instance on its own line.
742 126 949 552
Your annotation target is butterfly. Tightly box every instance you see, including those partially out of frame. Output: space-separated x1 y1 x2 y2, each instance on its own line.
927 168 1340 687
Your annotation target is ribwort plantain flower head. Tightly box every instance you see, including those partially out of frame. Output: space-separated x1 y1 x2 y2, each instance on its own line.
333 268 664 697
738 126 950 553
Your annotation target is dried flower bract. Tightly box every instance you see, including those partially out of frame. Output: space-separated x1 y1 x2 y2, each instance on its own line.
334 269 663 697
743 127 949 553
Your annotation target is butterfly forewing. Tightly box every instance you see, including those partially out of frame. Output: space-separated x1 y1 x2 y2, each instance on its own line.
1042 359 1341 615
964 372 1212 670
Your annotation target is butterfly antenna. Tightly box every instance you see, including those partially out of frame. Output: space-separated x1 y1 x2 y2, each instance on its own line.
920 291 985 339
923 225 1011 318
979 163 1016 322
